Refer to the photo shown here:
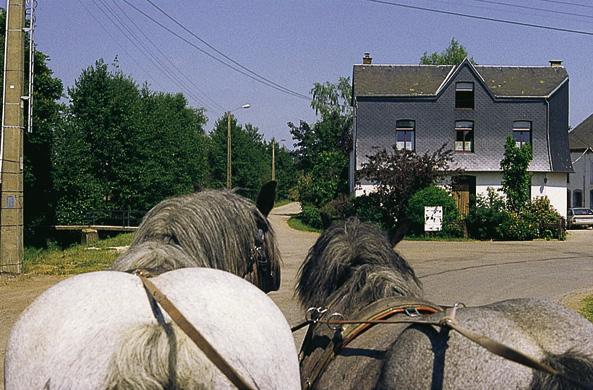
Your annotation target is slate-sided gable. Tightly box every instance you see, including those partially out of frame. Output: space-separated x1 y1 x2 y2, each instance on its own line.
569 113 593 151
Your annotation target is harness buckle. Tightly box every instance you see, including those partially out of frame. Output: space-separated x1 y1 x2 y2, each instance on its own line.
306 307 328 324
404 307 421 317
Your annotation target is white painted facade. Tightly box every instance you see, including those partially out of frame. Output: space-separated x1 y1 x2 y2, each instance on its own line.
568 150 593 209
355 171 569 218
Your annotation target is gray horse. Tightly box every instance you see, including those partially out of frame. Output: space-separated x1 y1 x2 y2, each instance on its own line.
112 181 281 292
297 218 593 389
5 183 301 389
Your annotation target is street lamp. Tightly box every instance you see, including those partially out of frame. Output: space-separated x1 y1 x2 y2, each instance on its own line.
271 138 286 181
227 104 251 189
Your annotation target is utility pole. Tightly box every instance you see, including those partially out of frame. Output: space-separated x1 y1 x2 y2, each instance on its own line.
0 0 26 274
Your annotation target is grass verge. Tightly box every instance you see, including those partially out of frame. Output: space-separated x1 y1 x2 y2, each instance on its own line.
287 216 322 233
23 233 134 275
579 295 593 323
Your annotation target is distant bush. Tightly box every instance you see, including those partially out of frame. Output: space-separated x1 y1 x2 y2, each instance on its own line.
466 189 564 240
466 189 510 240
300 205 324 229
405 186 463 237
348 192 384 228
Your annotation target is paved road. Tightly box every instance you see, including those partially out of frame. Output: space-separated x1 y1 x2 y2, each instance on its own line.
267 203 593 347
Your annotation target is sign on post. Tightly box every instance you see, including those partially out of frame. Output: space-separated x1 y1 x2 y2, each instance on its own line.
424 206 443 232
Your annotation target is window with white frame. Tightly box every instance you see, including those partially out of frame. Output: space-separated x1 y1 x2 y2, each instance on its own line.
455 120 474 152
513 121 532 148
395 120 415 151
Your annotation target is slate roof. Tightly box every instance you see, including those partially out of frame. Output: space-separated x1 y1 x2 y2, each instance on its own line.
569 113 593 150
353 62 568 98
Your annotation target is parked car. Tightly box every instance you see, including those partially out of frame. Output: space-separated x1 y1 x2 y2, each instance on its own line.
567 208 593 229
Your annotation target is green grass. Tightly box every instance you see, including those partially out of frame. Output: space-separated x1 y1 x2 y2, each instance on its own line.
579 295 593 323
287 216 322 233
23 233 134 276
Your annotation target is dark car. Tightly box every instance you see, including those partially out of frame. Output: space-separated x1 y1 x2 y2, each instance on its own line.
567 208 593 229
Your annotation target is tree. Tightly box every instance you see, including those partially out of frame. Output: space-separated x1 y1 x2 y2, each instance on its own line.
207 115 269 198
500 136 532 212
420 38 474 65
357 145 458 240
288 77 352 206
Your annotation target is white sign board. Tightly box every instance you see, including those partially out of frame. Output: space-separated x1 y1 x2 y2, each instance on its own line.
424 206 443 232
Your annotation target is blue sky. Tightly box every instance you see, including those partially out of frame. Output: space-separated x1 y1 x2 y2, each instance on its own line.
34 1 593 147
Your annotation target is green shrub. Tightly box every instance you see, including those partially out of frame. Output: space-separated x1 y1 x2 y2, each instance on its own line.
348 193 384 228
297 151 349 208
319 195 351 227
496 211 536 241
405 186 463 237
524 196 565 240
466 189 509 240
300 205 324 229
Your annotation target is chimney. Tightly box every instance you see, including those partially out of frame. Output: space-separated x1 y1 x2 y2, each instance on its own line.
549 60 563 67
363 52 372 65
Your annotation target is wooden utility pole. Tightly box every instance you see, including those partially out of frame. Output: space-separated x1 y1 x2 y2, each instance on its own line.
0 0 25 274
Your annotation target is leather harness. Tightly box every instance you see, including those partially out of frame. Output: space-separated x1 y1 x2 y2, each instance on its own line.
298 297 593 390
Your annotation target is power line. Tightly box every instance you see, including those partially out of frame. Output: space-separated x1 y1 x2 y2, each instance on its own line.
120 0 310 101
467 0 593 20
111 1 224 112
94 0 215 110
536 0 593 11
142 0 311 101
364 0 593 36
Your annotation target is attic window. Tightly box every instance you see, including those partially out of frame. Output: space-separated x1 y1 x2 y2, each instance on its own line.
395 120 415 151
455 82 474 109
512 121 531 148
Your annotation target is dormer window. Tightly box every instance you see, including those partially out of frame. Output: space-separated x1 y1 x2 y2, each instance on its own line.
512 121 532 147
455 82 474 109
455 121 474 152
395 120 415 151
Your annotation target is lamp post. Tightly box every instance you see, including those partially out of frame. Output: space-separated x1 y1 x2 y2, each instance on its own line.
271 138 286 181
227 104 251 189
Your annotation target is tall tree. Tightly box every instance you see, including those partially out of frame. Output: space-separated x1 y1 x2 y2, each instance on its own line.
207 115 269 198
420 37 474 65
500 136 532 212
288 77 352 206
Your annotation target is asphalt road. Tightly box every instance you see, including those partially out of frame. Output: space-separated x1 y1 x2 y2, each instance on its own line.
267 203 593 347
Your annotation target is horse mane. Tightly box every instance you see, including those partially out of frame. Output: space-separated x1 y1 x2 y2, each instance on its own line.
112 190 281 287
296 218 423 314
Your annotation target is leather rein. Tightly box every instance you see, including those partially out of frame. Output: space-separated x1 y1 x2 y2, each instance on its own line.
297 300 593 390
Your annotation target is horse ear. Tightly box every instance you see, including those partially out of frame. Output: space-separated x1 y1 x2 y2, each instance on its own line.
387 220 410 247
256 181 277 217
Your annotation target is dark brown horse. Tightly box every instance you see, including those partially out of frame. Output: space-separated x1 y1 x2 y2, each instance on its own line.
297 218 593 389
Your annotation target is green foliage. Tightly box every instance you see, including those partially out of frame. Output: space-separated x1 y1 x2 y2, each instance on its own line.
207 115 270 198
420 38 474 65
54 60 209 223
297 151 348 207
466 189 563 240
270 140 298 200
357 145 458 235
523 196 565 240
347 193 385 228
300 205 324 230
466 189 509 240
287 215 322 233
501 136 533 212
405 186 463 237
289 77 352 207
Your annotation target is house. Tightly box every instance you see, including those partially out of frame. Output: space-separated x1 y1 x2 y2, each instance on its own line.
350 54 572 218
568 113 593 209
